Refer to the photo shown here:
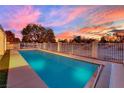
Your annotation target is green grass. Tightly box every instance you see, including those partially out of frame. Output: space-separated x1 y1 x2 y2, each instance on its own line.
0 50 10 88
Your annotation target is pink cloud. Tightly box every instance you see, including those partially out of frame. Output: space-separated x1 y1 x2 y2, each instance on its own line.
87 6 124 25
7 6 41 31
15 32 22 39
43 6 93 27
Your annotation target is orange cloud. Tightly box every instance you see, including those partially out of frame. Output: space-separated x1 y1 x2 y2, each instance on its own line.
79 26 106 33
56 26 112 40
56 31 76 40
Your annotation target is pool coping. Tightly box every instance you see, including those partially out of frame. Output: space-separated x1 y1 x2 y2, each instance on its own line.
85 64 104 88
19 49 107 88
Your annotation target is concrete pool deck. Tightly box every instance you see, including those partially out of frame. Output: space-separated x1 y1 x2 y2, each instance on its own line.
109 64 124 88
95 64 111 88
7 50 47 88
96 63 124 88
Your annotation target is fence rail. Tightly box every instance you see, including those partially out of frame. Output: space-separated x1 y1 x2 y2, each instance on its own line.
20 42 124 64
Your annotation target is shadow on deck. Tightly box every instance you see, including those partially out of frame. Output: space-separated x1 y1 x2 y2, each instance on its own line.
0 50 10 88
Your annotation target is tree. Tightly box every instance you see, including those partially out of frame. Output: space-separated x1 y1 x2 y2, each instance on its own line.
5 30 20 43
14 38 20 43
99 36 107 43
81 38 96 43
58 39 68 43
21 24 56 43
5 31 15 43
70 36 96 43
22 24 45 42
44 28 56 43
73 36 82 43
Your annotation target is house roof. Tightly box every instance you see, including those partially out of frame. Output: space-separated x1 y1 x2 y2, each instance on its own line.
0 25 4 31
0 25 6 36
110 30 124 33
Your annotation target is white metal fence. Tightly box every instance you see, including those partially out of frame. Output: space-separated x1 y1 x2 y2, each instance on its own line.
60 43 92 57
98 43 124 63
20 42 124 64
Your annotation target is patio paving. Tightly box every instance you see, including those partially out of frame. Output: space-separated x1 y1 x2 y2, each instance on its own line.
95 63 124 88
109 63 124 88
7 50 47 88
95 64 111 88
7 66 47 88
0 50 10 87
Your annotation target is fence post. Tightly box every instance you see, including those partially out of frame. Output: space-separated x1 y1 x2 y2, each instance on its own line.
37 43 39 49
17 43 20 49
43 42 47 50
71 44 74 54
57 42 61 52
122 43 124 64
92 42 98 58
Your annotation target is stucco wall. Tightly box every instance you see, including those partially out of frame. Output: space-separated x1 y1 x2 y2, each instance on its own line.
0 29 6 55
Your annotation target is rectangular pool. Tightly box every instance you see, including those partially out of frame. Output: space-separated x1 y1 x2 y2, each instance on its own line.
19 50 99 88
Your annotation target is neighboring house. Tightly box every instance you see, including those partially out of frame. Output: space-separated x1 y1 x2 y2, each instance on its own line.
0 25 6 55
111 30 124 42
104 30 124 42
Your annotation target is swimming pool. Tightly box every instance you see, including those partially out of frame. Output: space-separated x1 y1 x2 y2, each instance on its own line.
19 50 99 88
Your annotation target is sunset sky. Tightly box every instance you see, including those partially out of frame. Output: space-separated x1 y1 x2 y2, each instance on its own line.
0 5 124 40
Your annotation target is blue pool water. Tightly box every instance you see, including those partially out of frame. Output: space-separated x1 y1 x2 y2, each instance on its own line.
19 50 98 88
